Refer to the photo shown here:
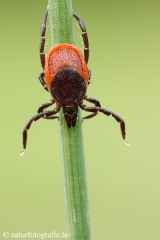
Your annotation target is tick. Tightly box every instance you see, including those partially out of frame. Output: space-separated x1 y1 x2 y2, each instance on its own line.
20 11 129 155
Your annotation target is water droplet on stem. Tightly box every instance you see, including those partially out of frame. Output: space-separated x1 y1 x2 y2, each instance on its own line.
124 140 130 146
19 150 25 157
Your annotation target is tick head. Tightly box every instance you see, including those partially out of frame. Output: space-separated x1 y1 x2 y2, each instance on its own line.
63 103 78 128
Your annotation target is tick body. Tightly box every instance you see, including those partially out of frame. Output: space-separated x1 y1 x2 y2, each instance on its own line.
20 11 129 155
45 44 88 127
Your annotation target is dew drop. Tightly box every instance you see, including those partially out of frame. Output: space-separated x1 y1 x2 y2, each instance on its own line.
19 150 25 157
124 140 130 146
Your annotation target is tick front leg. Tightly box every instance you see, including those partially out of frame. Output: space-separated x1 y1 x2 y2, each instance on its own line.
37 100 59 120
20 105 61 155
38 71 48 91
79 96 101 119
84 95 101 107
37 99 55 113
98 108 126 140
79 98 129 144
79 103 99 120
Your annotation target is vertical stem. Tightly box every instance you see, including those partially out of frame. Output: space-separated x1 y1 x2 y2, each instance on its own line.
48 1 91 239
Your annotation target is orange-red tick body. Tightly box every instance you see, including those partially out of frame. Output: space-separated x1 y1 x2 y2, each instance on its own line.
45 44 88 90
43 42 90 127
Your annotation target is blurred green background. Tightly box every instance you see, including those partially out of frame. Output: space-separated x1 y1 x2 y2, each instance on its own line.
1 0 160 239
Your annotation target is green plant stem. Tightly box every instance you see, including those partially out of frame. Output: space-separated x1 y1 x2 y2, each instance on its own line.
48 1 91 239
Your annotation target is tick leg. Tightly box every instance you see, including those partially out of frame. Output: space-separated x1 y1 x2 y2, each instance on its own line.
37 100 59 120
39 106 60 120
79 95 101 119
37 99 55 113
79 99 126 141
98 108 126 140
38 71 48 91
88 69 91 85
21 105 60 151
40 11 48 69
79 103 99 120
73 14 89 64
84 95 101 107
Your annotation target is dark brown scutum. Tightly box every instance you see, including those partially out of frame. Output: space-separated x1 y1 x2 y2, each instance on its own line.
50 68 86 106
